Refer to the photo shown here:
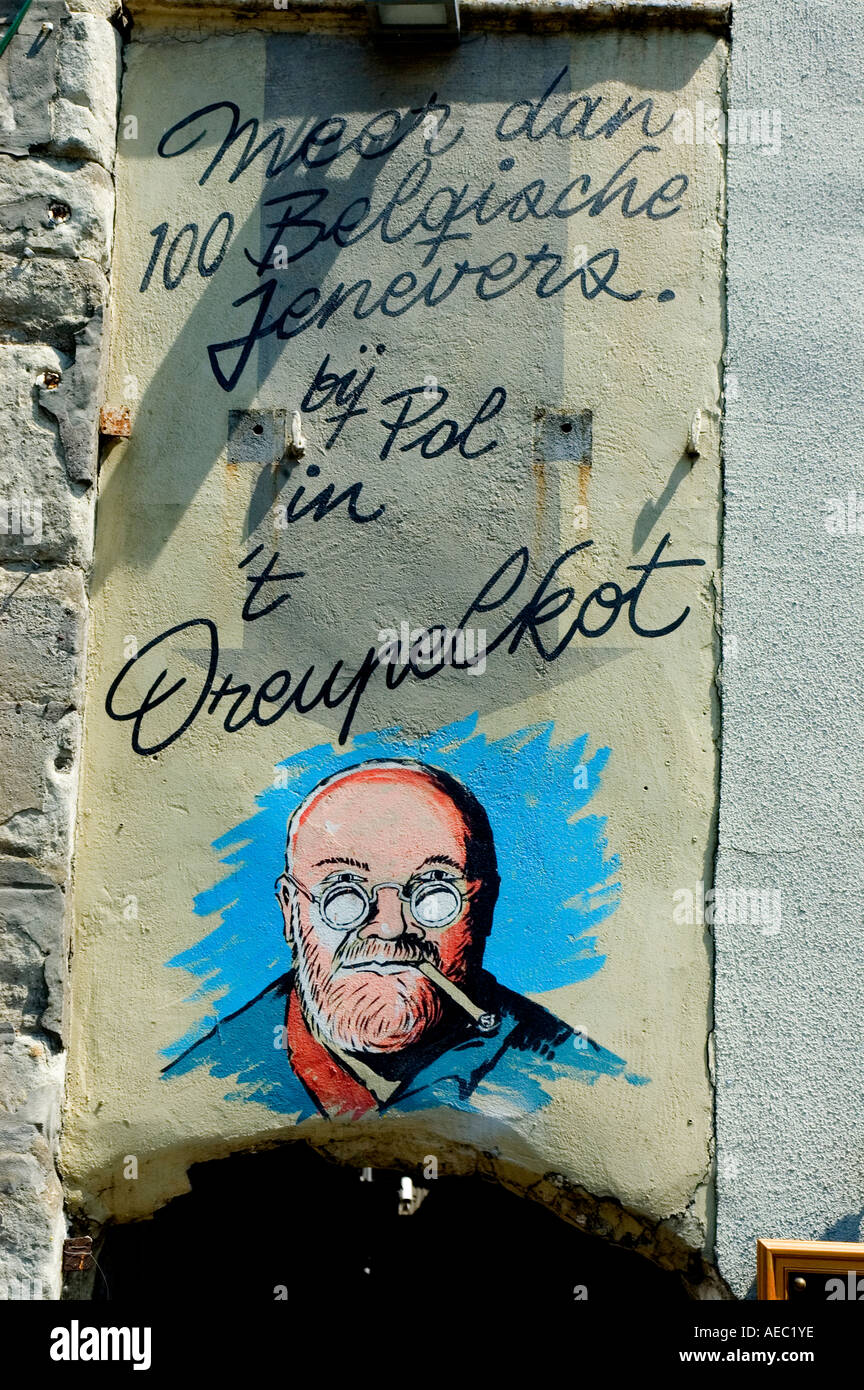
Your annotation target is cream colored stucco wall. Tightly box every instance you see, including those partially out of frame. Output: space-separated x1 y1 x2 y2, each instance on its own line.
62 19 725 1249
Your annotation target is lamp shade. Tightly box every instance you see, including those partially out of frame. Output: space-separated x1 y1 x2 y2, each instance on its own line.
367 0 460 38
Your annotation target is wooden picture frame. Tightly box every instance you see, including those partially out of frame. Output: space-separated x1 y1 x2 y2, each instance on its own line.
757 1239 864 1301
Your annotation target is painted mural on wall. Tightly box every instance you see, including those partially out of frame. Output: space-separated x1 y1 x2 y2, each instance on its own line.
163 718 648 1119
64 24 724 1221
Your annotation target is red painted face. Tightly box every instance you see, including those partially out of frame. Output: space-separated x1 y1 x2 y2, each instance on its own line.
279 767 483 1054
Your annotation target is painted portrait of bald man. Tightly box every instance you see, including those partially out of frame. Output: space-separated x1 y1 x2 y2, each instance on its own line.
165 759 627 1119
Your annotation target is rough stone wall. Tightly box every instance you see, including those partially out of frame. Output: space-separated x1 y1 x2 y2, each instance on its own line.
0 0 119 1300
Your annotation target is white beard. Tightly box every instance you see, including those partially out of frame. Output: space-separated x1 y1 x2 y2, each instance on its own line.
292 942 443 1053
289 898 441 1053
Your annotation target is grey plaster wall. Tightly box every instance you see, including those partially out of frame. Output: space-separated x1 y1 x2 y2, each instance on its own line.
0 0 119 1299
715 0 864 1297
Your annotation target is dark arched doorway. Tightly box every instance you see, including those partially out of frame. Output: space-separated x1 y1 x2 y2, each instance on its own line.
89 1144 694 1311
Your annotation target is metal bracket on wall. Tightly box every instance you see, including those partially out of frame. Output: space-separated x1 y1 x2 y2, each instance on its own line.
62 1236 93 1273
99 406 132 439
531 407 593 554
533 407 592 467
226 409 288 465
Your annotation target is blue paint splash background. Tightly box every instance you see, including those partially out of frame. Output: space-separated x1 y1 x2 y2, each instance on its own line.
164 713 621 1060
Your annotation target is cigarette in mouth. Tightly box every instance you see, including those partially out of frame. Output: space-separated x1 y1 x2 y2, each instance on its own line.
416 960 497 1032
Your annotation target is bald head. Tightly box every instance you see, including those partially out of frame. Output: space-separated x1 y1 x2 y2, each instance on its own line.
278 761 499 1054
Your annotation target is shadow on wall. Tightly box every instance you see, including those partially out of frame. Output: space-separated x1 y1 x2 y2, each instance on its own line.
93 24 720 583
822 1210 864 1243
91 27 722 746
83 1143 693 1310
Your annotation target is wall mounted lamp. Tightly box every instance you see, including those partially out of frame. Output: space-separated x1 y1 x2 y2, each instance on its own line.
366 0 461 42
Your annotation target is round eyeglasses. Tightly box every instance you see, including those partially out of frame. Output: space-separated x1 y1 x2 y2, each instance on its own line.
282 871 474 932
